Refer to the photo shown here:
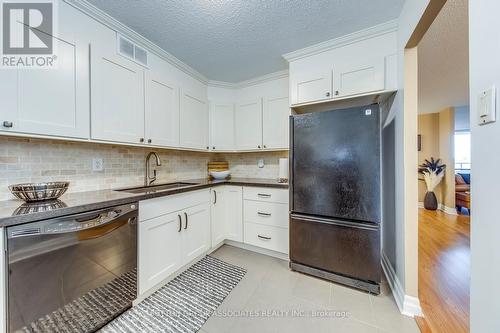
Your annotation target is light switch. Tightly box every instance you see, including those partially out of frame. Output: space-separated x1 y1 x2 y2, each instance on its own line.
478 86 496 125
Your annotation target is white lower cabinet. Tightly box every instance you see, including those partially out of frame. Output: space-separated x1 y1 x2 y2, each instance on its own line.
210 186 243 247
139 186 288 296
243 186 289 254
139 211 183 294
138 190 210 296
182 203 211 263
244 222 289 254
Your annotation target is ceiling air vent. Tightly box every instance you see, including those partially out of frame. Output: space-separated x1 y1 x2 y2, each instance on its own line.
117 34 148 67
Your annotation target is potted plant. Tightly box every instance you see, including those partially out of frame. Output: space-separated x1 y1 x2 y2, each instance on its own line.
419 158 446 210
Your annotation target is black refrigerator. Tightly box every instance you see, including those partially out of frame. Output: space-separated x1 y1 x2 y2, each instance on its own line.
289 104 381 294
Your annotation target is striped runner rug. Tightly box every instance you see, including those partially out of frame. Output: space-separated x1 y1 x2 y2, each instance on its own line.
100 255 246 333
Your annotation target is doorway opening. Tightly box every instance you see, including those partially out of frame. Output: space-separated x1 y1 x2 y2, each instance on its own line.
414 0 470 332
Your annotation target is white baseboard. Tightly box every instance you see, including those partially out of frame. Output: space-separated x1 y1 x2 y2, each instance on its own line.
381 252 422 317
224 240 289 261
418 202 457 215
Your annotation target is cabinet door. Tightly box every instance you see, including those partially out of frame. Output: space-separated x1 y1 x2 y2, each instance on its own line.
235 99 262 150
0 36 89 138
209 102 235 151
210 188 226 247
334 57 385 98
139 212 183 295
180 91 208 150
145 72 179 147
291 71 332 105
91 47 145 144
182 203 211 263
263 96 290 149
225 186 243 242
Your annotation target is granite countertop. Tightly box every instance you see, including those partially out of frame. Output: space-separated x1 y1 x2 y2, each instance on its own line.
0 178 288 227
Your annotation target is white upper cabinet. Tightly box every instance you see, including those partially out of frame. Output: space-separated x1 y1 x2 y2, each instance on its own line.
291 71 333 105
145 71 180 147
235 99 263 150
263 95 290 149
286 28 397 107
334 57 385 98
0 34 89 138
90 46 145 144
180 90 209 150
209 102 235 151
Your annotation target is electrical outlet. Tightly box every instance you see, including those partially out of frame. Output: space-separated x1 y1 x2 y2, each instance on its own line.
258 159 265 168
92 158 104 172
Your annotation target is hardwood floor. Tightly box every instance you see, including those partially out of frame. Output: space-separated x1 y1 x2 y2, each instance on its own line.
418 209 470 333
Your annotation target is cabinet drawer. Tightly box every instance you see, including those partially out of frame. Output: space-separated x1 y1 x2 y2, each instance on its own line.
244 222 288 254
243 187 288 204
139 189 209 221
244 200 288 228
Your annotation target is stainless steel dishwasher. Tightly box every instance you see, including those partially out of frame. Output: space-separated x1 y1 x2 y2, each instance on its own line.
6 202 138 333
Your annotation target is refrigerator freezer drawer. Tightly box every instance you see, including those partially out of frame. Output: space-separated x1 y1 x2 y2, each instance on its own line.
289 214 380 284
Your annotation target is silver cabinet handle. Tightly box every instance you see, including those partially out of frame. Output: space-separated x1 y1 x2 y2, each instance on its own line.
213 190 217 204
184 212 188 229
257 212 271 217
258 235 271 240
177 214 182 232
2 121 13 128
257 193 271 198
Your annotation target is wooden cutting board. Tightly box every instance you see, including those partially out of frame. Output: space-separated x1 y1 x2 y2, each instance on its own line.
208 161 229 172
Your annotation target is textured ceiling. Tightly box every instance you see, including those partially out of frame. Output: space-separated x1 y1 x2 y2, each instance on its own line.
418 0 469 114
86 0 404 83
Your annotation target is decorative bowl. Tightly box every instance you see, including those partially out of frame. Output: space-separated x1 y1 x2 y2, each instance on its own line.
8 182 70 202
209 170 230 180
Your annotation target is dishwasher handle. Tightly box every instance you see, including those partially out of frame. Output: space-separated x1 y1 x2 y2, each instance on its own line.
7 202 138 238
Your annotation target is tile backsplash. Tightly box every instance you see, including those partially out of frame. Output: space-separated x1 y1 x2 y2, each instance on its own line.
0 137 288 201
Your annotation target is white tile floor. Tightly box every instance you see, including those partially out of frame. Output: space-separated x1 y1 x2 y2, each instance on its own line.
202 245 419 333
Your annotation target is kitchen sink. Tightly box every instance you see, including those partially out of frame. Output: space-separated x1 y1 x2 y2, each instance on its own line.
116 182 199 194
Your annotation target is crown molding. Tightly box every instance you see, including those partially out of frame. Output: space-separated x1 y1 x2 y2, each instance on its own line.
283 19 399 62
64 0 209 84
208 69 289 89
207 80 239 89
237 69 289 88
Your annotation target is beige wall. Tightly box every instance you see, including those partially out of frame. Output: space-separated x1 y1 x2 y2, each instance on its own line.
438 108 456 208
417 108 455 208
418 113 441 201
0 137 288 201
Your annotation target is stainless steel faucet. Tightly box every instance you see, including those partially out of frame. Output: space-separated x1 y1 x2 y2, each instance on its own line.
145 152 162 186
